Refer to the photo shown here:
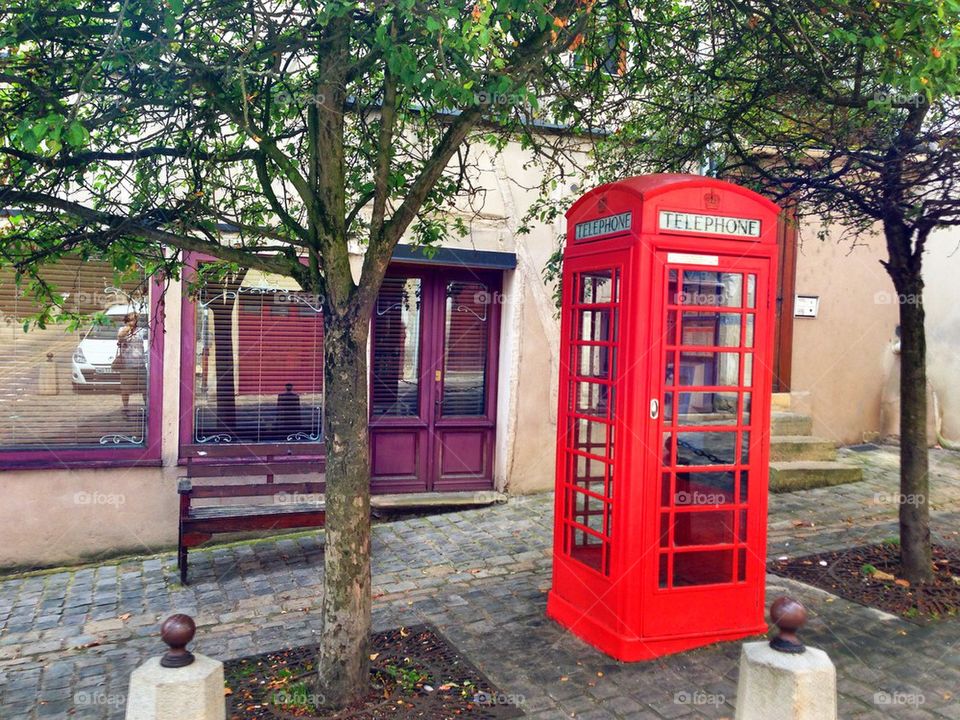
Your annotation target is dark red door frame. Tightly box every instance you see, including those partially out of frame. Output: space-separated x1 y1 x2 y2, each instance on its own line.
773 209 798 392
369 265 501 493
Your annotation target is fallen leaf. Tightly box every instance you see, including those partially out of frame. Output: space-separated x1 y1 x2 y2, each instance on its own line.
872 570 896 581
894 579 910 588
224 688 233 696
119 613 131 621
369 653 380 661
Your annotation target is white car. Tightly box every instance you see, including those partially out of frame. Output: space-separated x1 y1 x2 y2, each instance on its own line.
71 304 149 392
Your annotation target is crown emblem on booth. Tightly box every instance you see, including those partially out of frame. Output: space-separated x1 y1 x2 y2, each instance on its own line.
704 190 721 208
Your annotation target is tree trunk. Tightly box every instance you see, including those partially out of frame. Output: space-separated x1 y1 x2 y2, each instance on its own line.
316 306 373 707
893 271 933 583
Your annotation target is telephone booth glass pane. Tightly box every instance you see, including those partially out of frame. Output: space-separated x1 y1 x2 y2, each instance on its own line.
659 264 758 588
563 268 621 575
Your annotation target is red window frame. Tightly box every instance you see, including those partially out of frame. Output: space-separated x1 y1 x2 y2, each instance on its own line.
0 277 166 470
177 252 325 462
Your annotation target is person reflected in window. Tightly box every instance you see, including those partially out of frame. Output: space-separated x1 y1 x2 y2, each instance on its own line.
276 382 302 439
116 312 146 418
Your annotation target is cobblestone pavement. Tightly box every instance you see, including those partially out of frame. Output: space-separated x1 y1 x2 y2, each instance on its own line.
1 445 959 719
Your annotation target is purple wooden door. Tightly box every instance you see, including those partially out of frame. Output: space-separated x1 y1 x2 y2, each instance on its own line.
370 268 501 493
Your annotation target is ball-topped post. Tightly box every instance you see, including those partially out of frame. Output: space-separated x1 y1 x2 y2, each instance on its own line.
769 596 807 654
159 614 197 668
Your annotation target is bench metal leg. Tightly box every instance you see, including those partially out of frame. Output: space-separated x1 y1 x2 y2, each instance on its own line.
178 545 189 585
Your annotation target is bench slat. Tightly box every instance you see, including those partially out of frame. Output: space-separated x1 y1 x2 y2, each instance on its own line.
187 461 324 478
188 503 325 519
182 509 326 534
185 482 326 499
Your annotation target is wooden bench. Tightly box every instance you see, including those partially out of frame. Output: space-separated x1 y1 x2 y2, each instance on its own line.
177 444 326 584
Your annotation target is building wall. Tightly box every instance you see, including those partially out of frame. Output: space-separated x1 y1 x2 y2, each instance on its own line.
921 226 960 440
0 143 568 569
789 218 900 444
5 156 956 569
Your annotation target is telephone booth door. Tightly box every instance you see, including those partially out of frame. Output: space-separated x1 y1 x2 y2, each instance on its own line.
641 251 771 638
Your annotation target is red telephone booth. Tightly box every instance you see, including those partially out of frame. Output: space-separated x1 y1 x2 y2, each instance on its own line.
547 174 780 660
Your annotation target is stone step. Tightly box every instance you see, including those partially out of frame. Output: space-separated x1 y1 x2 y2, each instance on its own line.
771 392 792 411
771 411 813 437
769 435 837 462
769 461 864 493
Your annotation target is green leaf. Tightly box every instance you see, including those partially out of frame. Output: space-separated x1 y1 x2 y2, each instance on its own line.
65 121 89 148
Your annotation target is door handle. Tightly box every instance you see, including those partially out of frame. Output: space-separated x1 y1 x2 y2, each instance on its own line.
650 398 659 419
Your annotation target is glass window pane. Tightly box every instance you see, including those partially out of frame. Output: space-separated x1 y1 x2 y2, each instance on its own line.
739 470 749 503
659 512 670 547
680 312 741 348
677 391 738 426
578 308 613 342
746 275 757 308
744 353 753 386
0 258 152 448
666 309 678 345
673 550 734 586
676 431 738 466
675 471 736 505
745 315 755 348
674 511 734 546
579 270 614 304
572 417 609 455
372 277 421 417
196 270 324 442
659 553 669 588
742 393 752 425
681 272 743 307
573 381 613 416
568 526 603 572
442 281 489 416
678 351 740 387
577 345 612 379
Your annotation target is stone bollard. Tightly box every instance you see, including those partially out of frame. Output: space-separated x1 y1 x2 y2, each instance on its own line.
126 614 226 720
734 597 837 720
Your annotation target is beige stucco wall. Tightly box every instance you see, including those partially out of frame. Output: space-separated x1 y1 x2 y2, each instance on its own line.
922 226 960 441
0 142 569 569
10 150 955 569
789 218 900 444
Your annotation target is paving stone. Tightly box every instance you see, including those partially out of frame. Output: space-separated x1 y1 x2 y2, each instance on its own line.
0 446 959 719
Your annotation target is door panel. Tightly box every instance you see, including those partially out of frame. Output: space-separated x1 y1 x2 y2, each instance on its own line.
370 269 499 493
644 256 768 637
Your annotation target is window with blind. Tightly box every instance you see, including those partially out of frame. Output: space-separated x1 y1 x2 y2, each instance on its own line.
442 281 490 417
0 258 152 449
193 268 324 444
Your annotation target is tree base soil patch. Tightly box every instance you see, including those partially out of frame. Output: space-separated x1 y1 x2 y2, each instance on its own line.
225 624 524 719
770 543 960 622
